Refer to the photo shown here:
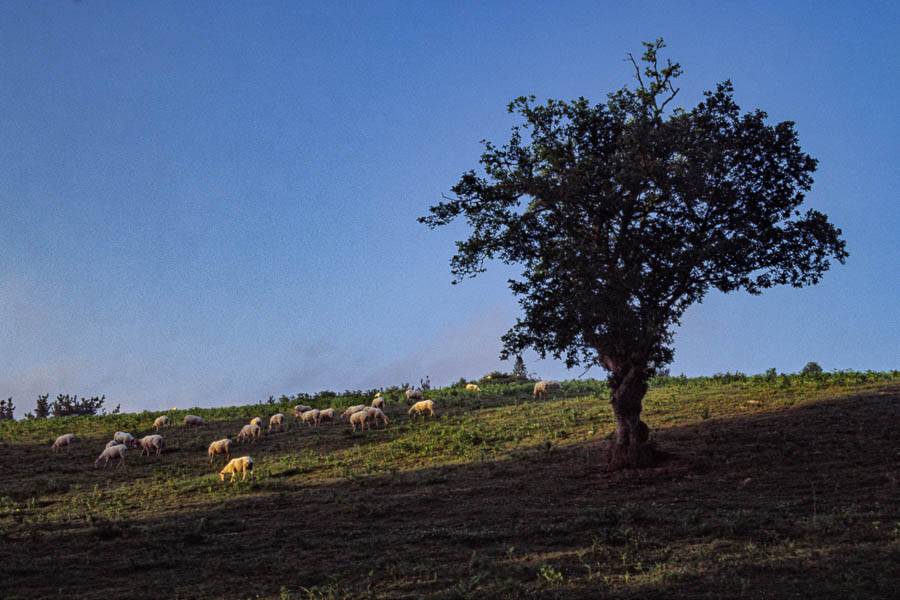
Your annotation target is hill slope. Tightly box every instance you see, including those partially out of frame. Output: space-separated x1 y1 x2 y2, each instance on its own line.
1 373 898 599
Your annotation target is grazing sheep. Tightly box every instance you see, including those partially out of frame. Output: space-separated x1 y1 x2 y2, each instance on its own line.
340 405 367 420
250 417 262 426
137 435 165 456
372 397 385 410
293 405 313 418
408 400 435 418
316 408 336 425
208 438 233 463
405 389 424 402
183 414 208 429
237 423 261 444
532 380 562 401
114 431 137 448
300 409 320 427
269 413 286 432
219 456 253 482
349 410 372 432
466 383 481 391
51 434 74 453
364 406 389 428
95 444 126 468
153 415 169 431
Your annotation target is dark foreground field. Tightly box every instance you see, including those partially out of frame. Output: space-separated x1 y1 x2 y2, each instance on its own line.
1 375 898 599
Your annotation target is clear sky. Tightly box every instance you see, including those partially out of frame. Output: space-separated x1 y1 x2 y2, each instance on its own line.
2 1 897 417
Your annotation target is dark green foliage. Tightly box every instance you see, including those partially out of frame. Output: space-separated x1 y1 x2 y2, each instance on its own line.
421 39 847 466
0 397 13 421
512 355 530 380
802 361 824 375
50 394 107 417
27 393 51 419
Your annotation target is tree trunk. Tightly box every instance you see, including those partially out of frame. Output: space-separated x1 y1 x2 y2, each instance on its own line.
606 362 657 470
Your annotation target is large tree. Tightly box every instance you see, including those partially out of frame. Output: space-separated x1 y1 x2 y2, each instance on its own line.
420 40 847 469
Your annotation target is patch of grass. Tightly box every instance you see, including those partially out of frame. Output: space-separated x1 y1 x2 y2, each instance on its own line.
0 373 897 598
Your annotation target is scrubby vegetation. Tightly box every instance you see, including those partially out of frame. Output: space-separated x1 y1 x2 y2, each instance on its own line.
1 370 898 599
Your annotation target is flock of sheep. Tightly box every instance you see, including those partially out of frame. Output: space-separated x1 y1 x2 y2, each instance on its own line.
45 387 464 483
49 381 560 482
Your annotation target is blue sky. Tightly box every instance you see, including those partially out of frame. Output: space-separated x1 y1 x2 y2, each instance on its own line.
1 1 897 417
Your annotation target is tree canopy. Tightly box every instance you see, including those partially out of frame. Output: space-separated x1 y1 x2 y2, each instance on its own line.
420 39 847 468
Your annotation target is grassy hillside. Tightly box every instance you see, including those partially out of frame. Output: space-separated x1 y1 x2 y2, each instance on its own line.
1 372 898 599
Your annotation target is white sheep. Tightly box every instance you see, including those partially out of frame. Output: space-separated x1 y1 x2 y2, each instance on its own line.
114 431 137 448
269 413 286 432
466 383 481 391
300 409 320 427
408 399 435 418
237 423 261 444
293 405 313 418
316 408 336 425
533 380 562 401
405 389 424 402
183 414 208 429
219 456 253 482
153 415 169 431
349 410 372 432
340 405 366 420
95 444 126 468
364 406 389 428
372 397 385 410
137 434 165 456
208 438 233 463
250 417 263 427
51 434 74 453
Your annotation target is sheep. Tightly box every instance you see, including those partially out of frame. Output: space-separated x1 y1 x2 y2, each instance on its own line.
405 389 424 402
208 438 233 463
466 383 481 391
364 406 389 428
105 440 120 448
250 417 262 426
183 414 207 429
51 434 74 453
349 410 372 432
408 399 435 418
316 408 336 425
269 413 286 432
293 405 313 418
153 415 169 431
300 409 320 427
532 380 562 401
237 423 261 444
137 434 165 456
219 456 253 482
340 405 367 420
114 431 137 448
374 392 382 398
95 444 126 468
372 397 385 410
